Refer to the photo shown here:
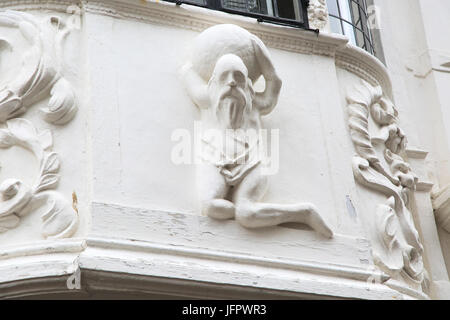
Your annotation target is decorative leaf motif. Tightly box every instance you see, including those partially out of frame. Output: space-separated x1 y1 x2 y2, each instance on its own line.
40 192 78 239
42 152 60 175
377 200 399 250
402 247 425 283
0 38 12 62
4 118 46 160
0 10 76 123
40 78 77 125
0 10 79 241
6 118 37 142
347 79 382 107
352 156 422 252
38 129 53 150
347 80 382 165
0 129 13 148
35 173 59 193
370 97 398 126
0 90 23 122
0 11 20 28
18 20 39 44
348 80 426 285
372 202 404 275
0 214 20 233
308 0 328 30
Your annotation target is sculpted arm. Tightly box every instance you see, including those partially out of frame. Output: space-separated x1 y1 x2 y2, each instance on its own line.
251 37 282 116
180 62 209 109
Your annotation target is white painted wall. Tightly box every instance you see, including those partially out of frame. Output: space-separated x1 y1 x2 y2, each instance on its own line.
0 0 449 299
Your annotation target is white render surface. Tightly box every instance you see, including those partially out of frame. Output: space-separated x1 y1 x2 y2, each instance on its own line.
0 0 448 300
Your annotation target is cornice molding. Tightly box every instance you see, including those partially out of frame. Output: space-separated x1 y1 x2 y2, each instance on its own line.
0 0 393 99
0 0 79 12
82 0 347 55
0 239 85 261
0 233 424 300
336 45 392 99
86 236 386 283
0 203 429 300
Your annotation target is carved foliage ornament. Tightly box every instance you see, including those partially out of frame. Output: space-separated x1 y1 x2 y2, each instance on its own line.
347 80 425 284
0 119 78 238
0 10 78 124
308 0 328 30
0 10 79 239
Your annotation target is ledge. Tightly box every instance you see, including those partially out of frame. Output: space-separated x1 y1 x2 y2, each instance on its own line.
0 236 413 300
0 0 393 99
434 185 450 232
0 236 426 299
0 203 430 300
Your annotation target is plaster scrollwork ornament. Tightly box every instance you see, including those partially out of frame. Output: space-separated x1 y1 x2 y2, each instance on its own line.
307 0 328 31
0 119 78 238
0 10 79 239
0 10 78 124
347 80 425 284
181 24 333 238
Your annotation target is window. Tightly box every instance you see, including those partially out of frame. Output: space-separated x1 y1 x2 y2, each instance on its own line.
327 0 375 54
167 0 310 29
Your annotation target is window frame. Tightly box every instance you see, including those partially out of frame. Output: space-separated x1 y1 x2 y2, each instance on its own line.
327 0 375 54
165 0 311 29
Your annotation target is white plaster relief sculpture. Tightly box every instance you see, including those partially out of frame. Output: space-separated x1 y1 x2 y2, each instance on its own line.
307 0 328 31
0 119 78 238
347 80 426 284
0 10 79 239
181 24 333 238
0 10 78 124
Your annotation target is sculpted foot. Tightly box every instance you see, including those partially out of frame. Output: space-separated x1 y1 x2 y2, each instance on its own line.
305 205 333 239
234 202 333 238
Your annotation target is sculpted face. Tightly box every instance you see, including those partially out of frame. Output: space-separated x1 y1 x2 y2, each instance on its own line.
208 54 253 129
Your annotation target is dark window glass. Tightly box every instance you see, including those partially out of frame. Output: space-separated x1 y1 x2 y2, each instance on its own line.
167 0 309 29
276 0 296 20
222 0 248 11
222 0 304 22
186 0 206 4
222 0 267 14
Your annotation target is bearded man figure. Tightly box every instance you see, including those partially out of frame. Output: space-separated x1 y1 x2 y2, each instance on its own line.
181 24 333 238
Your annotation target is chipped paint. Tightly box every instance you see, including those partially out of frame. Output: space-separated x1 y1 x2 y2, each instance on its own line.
72 191 78 214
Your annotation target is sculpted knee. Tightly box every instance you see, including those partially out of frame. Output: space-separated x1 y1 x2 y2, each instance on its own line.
235 203 258 228
201 199 235 220
303 203 319 215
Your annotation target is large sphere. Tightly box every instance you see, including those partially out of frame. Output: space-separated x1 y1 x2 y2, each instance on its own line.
191 24 263 82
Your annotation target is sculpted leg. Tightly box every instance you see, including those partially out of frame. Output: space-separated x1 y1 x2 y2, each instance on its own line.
197 163 235 220
233 166 333 238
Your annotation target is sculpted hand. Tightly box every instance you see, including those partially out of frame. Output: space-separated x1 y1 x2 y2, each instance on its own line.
252 36 278 80
251 37 282 115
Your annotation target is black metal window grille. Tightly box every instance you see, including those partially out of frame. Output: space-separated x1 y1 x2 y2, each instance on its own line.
166 0 311 29
327 0 375 54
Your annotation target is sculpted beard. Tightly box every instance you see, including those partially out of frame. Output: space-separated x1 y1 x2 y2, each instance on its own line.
208 79 254 129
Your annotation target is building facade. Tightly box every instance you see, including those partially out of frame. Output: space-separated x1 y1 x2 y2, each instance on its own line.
0 0 449 300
